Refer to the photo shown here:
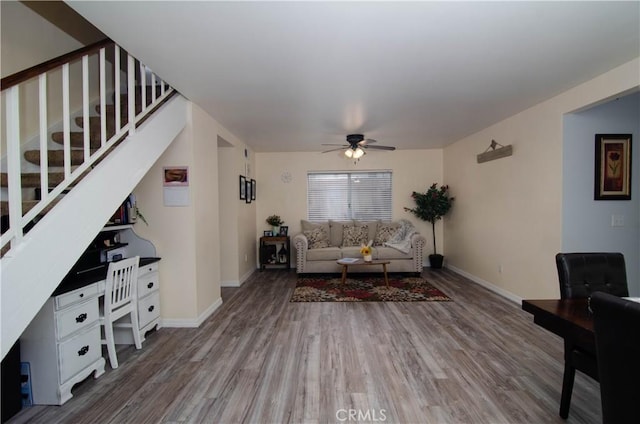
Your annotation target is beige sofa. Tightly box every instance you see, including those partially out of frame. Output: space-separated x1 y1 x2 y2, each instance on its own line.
293 219 426 274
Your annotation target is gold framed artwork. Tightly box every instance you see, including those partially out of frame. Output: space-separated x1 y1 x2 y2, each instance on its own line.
594 134 632 200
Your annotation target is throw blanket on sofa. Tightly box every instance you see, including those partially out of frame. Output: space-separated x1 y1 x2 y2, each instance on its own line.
384 219 417 254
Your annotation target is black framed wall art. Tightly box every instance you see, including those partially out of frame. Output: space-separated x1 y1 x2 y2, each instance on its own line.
239 175 246 200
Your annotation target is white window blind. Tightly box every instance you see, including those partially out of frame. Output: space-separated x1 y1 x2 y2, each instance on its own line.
307 171 392 221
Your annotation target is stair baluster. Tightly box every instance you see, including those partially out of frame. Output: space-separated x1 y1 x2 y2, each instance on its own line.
1 39 175 255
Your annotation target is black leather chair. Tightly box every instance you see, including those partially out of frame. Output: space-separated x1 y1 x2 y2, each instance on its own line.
554 252 628 419
556 253 628 300
590 291 640 424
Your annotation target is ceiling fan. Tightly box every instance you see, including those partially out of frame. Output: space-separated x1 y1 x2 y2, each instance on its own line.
321 134 396 159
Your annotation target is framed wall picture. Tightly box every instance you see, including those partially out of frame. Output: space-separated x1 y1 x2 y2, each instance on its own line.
239 175 246 200
594 134 632 200
246 179 252 203
163 166 189 186
251 179 256 200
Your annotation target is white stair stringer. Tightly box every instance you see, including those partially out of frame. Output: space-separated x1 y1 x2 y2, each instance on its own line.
1 95 187 359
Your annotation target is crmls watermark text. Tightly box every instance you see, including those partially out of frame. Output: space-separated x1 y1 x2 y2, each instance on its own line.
336 409 387 422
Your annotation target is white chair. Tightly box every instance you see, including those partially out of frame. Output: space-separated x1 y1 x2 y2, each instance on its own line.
100 256 142 369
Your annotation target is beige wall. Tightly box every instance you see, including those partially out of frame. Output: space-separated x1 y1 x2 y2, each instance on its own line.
192 105 222 315
238 149 257 281
1 2 86 77
134 105 199 322
1 2 107 154
134 101 255 323
255 149 444 265
443 58 640 300
217 143 239 285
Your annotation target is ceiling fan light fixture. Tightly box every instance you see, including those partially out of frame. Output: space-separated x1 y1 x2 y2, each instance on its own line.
344 149 354 158
353 147 364 159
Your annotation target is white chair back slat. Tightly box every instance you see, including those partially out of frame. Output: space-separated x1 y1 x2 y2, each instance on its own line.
101 255 141 369
105 256 139 313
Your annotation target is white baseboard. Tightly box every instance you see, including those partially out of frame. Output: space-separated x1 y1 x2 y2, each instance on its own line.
446 265 522 305
161 297 223 328
221 280 240 287
240 268 256 285
221 268 257 288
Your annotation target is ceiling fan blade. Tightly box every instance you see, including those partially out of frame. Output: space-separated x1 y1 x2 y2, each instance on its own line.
321 143 349 146
364 145 396 151
357 138 377 146
321 147 347 153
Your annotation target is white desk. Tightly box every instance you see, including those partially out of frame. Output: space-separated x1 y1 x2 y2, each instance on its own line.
20 259 160 405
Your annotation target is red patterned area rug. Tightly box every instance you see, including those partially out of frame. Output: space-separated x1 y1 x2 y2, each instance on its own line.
290 275 452 302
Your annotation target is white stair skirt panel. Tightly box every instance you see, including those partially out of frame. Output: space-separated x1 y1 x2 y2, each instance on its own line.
1 95 188 359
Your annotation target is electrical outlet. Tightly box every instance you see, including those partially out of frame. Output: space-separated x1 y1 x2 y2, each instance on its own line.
498 265 503 274
244 254 248 262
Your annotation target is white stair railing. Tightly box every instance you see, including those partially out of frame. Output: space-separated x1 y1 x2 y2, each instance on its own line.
1 39 175 256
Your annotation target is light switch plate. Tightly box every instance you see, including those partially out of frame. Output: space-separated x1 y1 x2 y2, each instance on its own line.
611 215 624 227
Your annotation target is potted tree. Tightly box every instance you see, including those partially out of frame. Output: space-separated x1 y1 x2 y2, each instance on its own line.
404 183 454 269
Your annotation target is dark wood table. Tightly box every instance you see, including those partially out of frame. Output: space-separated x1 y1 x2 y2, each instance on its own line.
522 298 595 353
522 298 597 419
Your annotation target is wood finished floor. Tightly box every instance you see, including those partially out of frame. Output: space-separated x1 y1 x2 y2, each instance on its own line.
9 268 601 424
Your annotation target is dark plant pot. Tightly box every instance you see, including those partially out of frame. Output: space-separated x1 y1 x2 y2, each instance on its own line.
429 254 444 269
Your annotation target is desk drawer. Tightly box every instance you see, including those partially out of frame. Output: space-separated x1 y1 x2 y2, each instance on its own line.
138 272 159 298
58 323 101 383
55 284 99 310
139 262 159 277
55 298 99 340
138 292 160 328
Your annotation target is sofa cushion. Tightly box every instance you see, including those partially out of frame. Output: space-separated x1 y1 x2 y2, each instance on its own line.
355 220 379 244
342 224 369 247
374 222 400 246
340 246 363 258
303 227 330 249
329 220 353 247
306 246 342 261
375 246 413 260
301 220 331 244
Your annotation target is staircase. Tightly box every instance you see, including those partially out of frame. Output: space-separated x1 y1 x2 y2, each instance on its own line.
1 40 188 359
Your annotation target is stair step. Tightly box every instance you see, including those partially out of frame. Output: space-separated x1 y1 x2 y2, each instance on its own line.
24 149 94 166
0 172 65 188
51 131 104 148
96 98 142 117
1 198 59 216
74 116 117 132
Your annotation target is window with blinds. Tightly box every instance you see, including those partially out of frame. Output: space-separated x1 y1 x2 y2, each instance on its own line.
307 171 392 221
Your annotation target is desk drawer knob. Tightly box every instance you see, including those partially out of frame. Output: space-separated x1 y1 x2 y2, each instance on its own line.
75 313 87 323
79 293 84 298
147 282 154 289
148 305 155 312
77 345 89 356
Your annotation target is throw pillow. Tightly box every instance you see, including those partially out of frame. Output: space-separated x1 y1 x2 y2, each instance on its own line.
374 222 400 246
304 227 330 249
329 220 353 247
301 220 331 245
342 224 369 247
355 220 379 244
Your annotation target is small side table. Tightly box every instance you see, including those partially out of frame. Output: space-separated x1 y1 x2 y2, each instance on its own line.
259 236 290 270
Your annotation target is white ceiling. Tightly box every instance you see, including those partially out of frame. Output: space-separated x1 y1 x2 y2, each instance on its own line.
68 1 640 152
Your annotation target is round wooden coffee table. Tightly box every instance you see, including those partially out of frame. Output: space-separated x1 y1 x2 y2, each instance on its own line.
336 258 391 287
